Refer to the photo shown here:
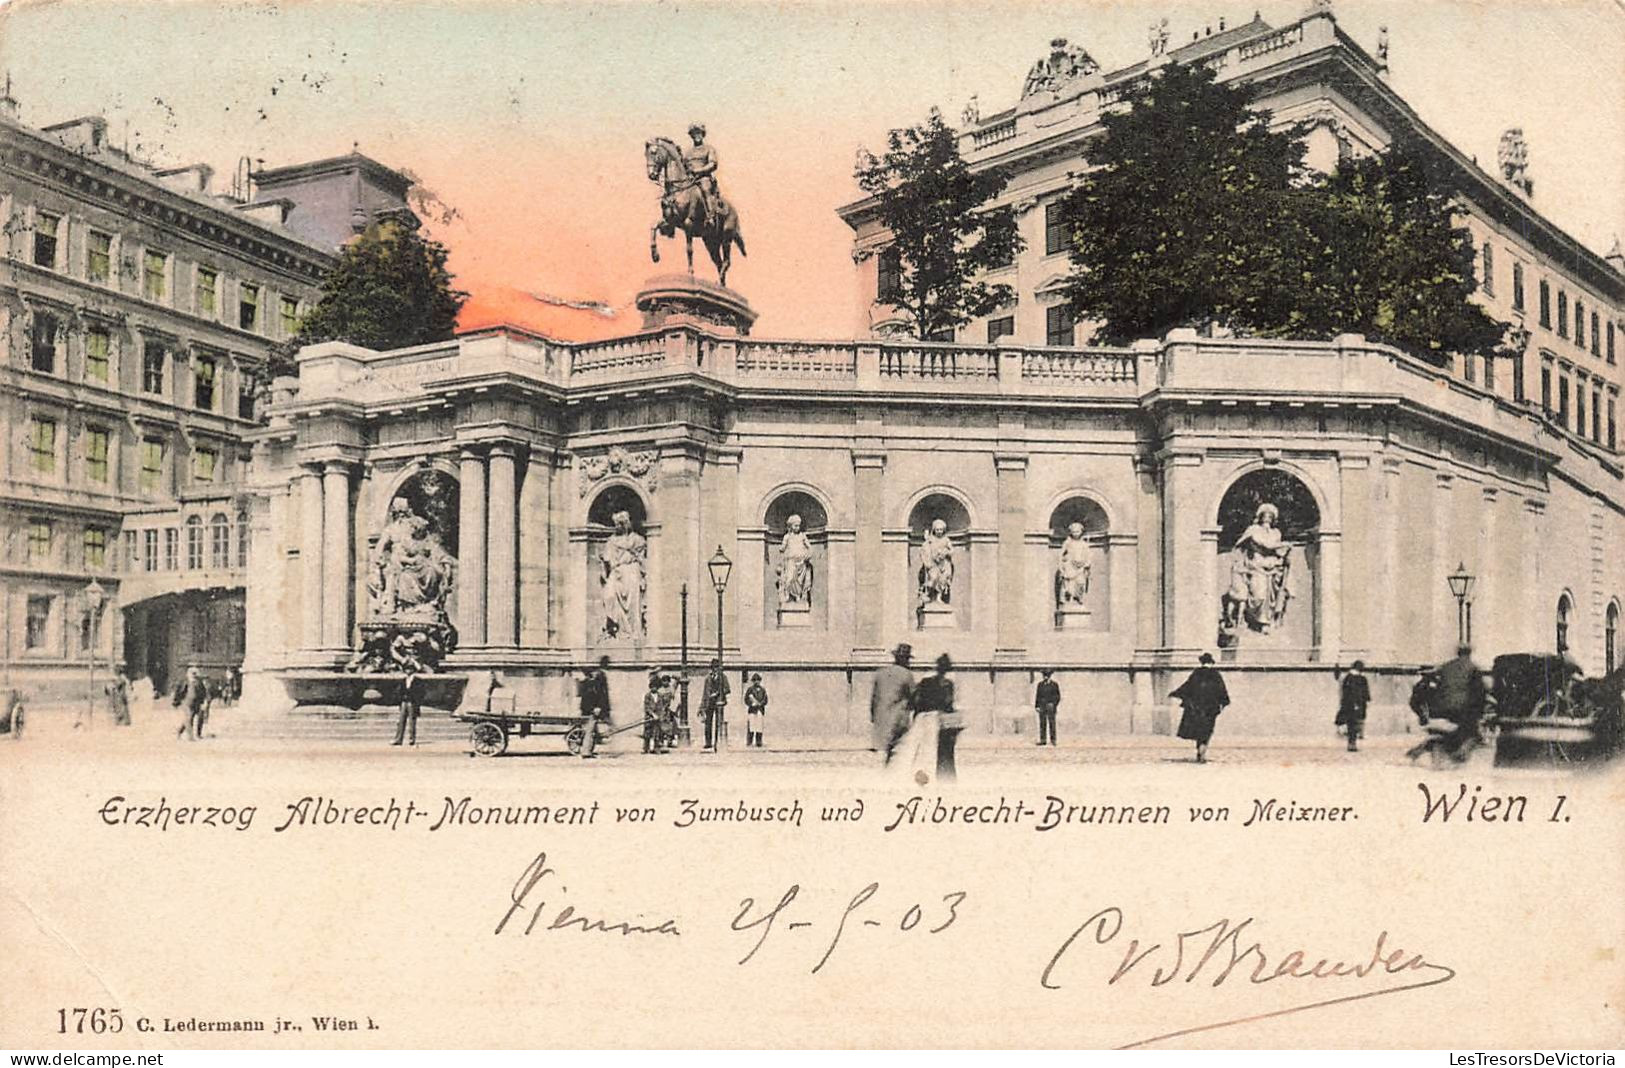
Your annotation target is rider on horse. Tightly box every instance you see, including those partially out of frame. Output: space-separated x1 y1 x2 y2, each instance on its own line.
683 123 722 224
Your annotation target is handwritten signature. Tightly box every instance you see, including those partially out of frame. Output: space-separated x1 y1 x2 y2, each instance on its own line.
494 851 682 939
1041 906 1457 1048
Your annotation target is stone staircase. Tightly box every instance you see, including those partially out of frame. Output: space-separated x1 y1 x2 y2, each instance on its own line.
210 702 470 744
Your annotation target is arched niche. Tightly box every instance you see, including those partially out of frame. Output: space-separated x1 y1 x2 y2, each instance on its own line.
1215 468 1322 649
586 484 651 645
366 468 462 624
907 492 972 630
1047 496 1110 629
762 489 829 629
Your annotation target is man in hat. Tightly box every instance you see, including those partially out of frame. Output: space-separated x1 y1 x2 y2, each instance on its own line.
744 672 769 748
684 122 721 223
1035 669 1061 747
642 671 668 754
393 670 420 747
916 653 962 782
1336 660 1371 752
701 657 731 750
870 643 916 763
174 665 211 742
1171 653 1229 763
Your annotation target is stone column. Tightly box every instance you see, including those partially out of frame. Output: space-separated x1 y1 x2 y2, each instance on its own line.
320 460 353 650
458 446 487 648
485 442 519 648
1134 457 1162 650
1163 453 1208 652
1432 471 1455 659
1337 455 1371 656
518 447 553 648
299 466 324 650
653 446 703 650
994 454 1027 659
1375 458 1403 662
1317 530 1343 661
852 452 886 655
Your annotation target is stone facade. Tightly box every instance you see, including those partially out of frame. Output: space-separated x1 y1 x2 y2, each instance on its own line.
246 322 1625 737
0 96 411 700
839 5 1625 459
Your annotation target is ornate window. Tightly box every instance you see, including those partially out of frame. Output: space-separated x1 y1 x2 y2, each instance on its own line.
164 527 179 570
194 354 217 411
193 446 218 483
1511 261 1525 311
1590 312 1600 356
83 526 107 569
84 426 109 483
1557 291 1568 338
25 595 52 651
143 530 158 573
186 516 204 570
87 231 112 285
30 311 59 373
280 295 300 337
1044 201 1070 255
1576 301 1585 348
209 513 231 569
197 267 218 318
237 509 250 567
142 340 166 395
27 518 52 562
239 283 260 331
85 327 111 382
28 416 56 474
1045 304 1074 347
139 437 165 495
986 316 1015 344
1538 280 1551 327
143 249 168 302
876 248 901 304
1480 242 1494 296
33 212 59 269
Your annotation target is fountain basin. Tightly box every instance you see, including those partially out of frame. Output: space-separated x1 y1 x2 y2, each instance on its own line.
278 671 468 711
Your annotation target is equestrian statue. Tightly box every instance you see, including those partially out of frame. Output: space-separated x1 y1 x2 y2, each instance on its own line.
646 123 747 288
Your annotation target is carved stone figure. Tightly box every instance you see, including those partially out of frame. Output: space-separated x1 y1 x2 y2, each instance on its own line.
646 128 747 287
961 95 981 127
1021 38 1101 99
1149 18 1171 57
1498 128 1532 195
1220 503 1293 634
368 496 456 624
1056 521 1092 605
1376 25 1389 64
918 518 955 606
600 510 648 640
776 514 814 607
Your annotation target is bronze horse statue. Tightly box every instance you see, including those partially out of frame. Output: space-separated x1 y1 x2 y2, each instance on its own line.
645 136 746 288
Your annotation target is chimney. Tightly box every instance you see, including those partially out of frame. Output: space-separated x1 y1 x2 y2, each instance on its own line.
155 163 215 195
41 115 109 153
1606 237 1624 276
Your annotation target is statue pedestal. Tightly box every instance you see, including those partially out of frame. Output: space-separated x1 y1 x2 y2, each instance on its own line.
777 603 813 628
1055 605 1093 630
919 602 956 629
636 274 758 336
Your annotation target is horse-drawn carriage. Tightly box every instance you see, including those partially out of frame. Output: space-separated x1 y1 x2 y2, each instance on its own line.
1490 654 1624 766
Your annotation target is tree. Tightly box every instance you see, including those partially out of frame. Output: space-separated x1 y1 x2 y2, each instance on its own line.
1060 63 1509 364
855 109 1023 340
273 215 467 377
1298 143 1507 362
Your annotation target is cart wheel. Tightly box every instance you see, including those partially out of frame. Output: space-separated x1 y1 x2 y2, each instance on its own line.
565 724 585 755
470 721 507 757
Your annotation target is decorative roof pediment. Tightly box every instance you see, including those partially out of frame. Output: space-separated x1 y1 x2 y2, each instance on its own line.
1021 38 1102 101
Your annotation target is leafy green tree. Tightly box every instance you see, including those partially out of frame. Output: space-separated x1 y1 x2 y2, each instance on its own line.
1060 63 1509 364
1298 144 1507 362
272 216 467 377
1060 62 1310 345
856 109 1024 340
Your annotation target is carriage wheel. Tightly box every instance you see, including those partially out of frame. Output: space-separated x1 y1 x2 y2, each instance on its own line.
470 721 507 758
565 725 585 755
1531 694 1579 764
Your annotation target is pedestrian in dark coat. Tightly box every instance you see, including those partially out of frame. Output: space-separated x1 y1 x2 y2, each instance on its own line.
106 671 132 727
915 654 962 782
1172 653 1230 763
642 671 667 754
869 643 916 762
1035 670 1061 746
393 671 420 746
578 656 613 722
1336 660 1371 751
701 658 731 750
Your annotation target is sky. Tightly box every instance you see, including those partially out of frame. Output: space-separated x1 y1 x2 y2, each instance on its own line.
1 0 1620 340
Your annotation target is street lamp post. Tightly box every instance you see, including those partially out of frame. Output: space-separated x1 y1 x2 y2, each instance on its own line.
83 578 105 729
678 582 692 746
707 546 732 666
706 547 732 747
1446 562 1475 648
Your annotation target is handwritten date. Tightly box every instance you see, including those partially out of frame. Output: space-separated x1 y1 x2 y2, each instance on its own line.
731 883 967 973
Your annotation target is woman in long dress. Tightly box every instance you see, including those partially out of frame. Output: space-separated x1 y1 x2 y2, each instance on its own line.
1172 653 1230 763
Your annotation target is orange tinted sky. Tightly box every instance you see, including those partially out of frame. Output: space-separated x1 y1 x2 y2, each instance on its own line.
2 0 1620 339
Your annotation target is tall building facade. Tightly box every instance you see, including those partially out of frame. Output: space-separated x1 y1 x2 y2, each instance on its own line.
839 4 1624 462
0 92 413 700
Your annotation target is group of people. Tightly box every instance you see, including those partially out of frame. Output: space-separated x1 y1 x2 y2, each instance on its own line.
869 643 965 780
573 655 773 755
